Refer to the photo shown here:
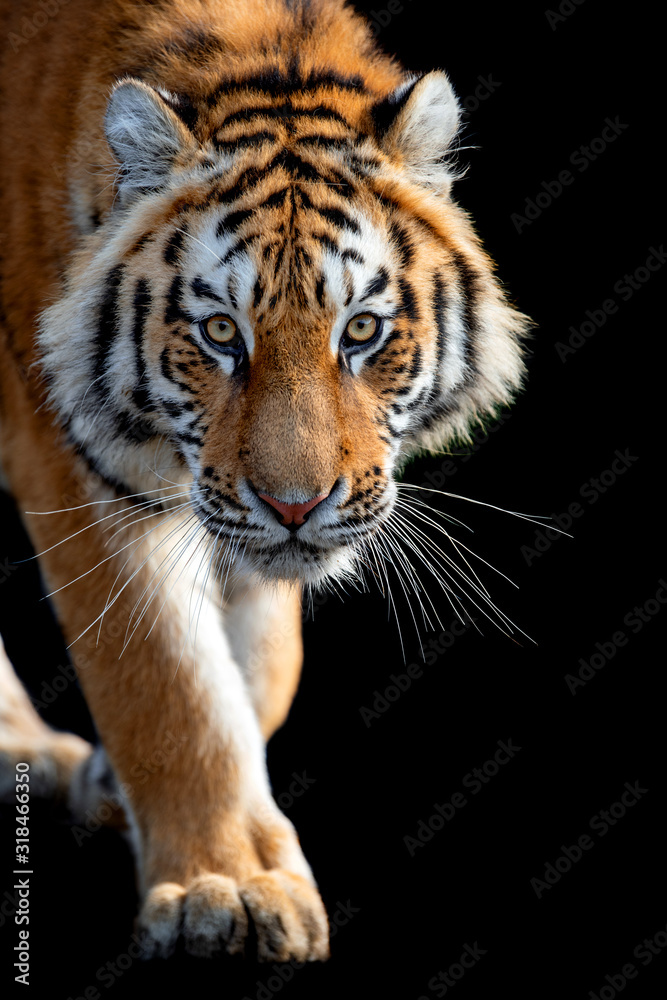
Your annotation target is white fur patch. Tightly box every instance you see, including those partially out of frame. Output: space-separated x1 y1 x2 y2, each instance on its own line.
105 80 192 201
386 71 462 190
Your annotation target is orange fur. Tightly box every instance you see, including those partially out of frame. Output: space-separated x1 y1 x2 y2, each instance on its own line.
0 0 529 961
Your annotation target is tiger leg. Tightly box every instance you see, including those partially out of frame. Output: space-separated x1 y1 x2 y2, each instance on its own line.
0 633 92 804
224 582 304 742
3 441 327 963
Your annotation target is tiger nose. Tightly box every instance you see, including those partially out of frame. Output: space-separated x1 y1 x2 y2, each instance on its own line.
257 490 329 530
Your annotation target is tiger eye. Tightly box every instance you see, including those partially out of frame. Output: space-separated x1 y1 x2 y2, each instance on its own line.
345 314 378 343
204 315 237 344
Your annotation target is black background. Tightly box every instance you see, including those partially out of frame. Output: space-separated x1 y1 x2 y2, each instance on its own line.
1 2 664 998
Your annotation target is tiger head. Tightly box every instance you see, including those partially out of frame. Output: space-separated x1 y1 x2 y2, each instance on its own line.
39 51 529 587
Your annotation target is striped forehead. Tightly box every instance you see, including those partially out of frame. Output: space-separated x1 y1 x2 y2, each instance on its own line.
174 188 395 347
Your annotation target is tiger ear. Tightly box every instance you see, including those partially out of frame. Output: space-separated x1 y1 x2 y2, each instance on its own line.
105 79 196 204
372 71 462 192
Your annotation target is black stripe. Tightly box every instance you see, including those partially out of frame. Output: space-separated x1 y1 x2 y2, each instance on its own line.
448 248 480 373
261 187 290 210
69 440 139 503
275 149 328 183
164 229 185 266
315 274 325 308
212 150 350 206
361 268 390 301
191 276 224 303
162 29 222 67
370 75 422 138
162 400 184 418
227 275 238 310
176 430 205 447
210 490 248 512
316 205 360 233
296 135 349 150
218 101 350 130
182 333 222 371
127 233 154 256
213 130 277 151
424 272 448 408
93 265 125 386
295 245 312 268
405 385 430 412
116 408 156 444
221 234 258 264
273 242 286 276
389 221 415 268
131 278 155 414
416 396 461 434
216 208 253 238
343 271 354 308
347 152 383 175
214 167 266 205
164 275 190 326
208 70 364 109
363 329 402 369
160 346 199 395
312 233 338 255
342 248 364 266
394 344 423 396
398 277 419 322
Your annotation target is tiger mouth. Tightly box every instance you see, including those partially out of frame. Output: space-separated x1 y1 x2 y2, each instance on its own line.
231 534 358 585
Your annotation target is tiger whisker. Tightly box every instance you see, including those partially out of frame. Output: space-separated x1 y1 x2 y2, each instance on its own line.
103 495 194 546
397 483 572 538
375 519 439 642
120 512 204 654
390 507 533 643
100 502 198 645
395 496 518 591
97 507 203 648
141 517 210 647
172 226 225 266
24 482 194 516
64 505 204 647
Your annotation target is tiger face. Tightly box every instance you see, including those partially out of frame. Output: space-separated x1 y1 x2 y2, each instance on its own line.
38 71 529 587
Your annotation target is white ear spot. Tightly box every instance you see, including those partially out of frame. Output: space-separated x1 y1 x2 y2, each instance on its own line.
379 71 462 191
105 78 195 203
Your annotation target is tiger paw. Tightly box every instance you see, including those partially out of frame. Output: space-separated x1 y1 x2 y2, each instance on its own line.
137 869 330 962
0 730 92 803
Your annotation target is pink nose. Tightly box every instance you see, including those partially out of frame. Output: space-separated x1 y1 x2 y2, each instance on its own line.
257 491 329 527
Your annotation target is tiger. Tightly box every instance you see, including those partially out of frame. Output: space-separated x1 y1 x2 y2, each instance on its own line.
0 0 530 963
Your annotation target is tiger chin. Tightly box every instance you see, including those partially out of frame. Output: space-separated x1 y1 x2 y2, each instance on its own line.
0 0 530 963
